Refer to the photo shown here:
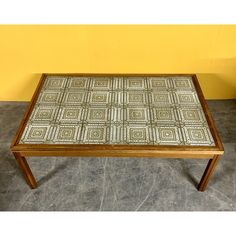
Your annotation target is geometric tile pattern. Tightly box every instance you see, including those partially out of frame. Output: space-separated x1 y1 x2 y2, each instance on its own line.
20 75 215 146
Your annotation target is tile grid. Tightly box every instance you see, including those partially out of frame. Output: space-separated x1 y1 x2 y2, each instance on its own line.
174 89 189 146
80 77 113 144
77 77 100 143
21 77 70 143
19 76 216 146
170 77 214 146
109 77 121 144
123 77 155 145
46 76 72 143
172 78 186 145
150 77 175 145
77 77 90 142
171 78 186 145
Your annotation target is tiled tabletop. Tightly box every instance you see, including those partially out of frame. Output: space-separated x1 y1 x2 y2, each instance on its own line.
19 76 215 146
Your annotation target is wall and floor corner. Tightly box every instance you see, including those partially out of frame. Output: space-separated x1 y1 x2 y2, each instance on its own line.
0 25 236 101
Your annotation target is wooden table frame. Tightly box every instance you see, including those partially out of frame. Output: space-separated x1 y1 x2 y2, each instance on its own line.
10 74 224 191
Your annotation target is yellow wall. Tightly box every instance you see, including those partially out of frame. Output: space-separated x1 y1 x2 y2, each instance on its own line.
0 25 236 101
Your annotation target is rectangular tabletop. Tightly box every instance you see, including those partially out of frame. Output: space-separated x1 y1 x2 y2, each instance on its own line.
11 74 223 157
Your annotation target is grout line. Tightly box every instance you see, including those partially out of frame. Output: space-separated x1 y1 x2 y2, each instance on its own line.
108 77 114 144
79 77 92 143
122 76 125 144
146 77 155 145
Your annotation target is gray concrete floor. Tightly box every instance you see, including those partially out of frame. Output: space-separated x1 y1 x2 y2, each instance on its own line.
0 100 235 211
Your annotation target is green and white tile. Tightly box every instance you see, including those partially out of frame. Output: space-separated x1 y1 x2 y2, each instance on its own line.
83 107 111 123
66 77 90 90
171 77 195 91
124 91 149 106
62 90 87 105
20 124 54 144
86 91 113 106
177 106 207 125
52 124 82 144
80 124 110 144
28 105 60 124
123 77 147 90
56 106 84 124
149 91 175 107
124 107 151 124
153 125 184 145
174 91 200 105
147 77 172 91
36 91 64 105
90 77 113 91
150 106 179 125
123 124 153 145
181 125 215 146
42 76 68 90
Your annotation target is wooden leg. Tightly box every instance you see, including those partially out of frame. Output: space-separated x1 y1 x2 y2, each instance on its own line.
198 155 220 192
13 152 37 189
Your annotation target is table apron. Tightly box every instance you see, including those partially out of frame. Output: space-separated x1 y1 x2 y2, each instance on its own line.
16 150 216 158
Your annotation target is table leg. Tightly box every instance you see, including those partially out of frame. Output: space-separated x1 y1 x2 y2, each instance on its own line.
198 155 220 192
13 152 37 189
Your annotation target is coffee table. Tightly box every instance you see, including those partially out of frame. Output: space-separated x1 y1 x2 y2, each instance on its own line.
11 74 224 191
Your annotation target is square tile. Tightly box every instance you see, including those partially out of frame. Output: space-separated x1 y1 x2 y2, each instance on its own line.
150 107 179 124
124 77 147 90
149 91 175 106
66 77 90 90
147 77 172 91
36 91 63 105
20 124 53 144
172 77 194 91
153 125 183 145
90 77 113 90
124 124 153 144
174 91 200 105
43 76 67 90
81 124 110 144
124 107 150 124
83 107 111 123
52 125 82 143
182 125 215 146
62 91 87 105
56 106 84 124
28 105 59 124
178 107 206 124
124 91 149 106
86 91 113 106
